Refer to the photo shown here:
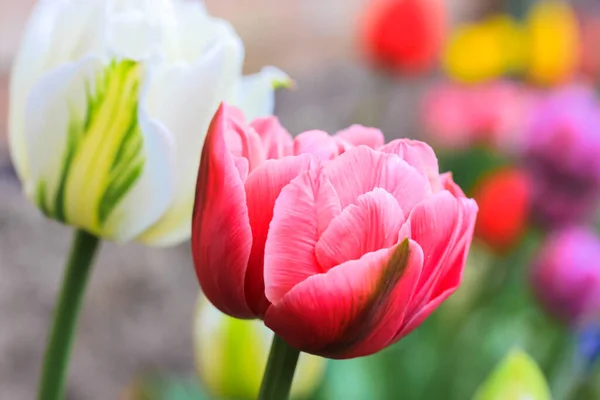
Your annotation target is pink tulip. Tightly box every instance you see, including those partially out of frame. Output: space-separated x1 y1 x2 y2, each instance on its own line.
193 103 478 358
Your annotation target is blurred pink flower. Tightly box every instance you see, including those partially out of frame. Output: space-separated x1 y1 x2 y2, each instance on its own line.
422 81 537 152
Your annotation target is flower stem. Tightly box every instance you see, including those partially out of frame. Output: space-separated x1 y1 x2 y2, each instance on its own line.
37 230 101 400
258 334 301 400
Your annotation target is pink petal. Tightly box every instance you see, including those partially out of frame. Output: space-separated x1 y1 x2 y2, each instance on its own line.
250 116 294 159
440 172 467 198
315 188 405 270
264 240 423 359
403 191 460 312
192 104 255 319
396 286 455 339
397 198 476 337
293 130 339 160
380 139 442 192
244 154 313 316
234 119 266 172
335 125 385 149
324 146 430 213
264 168 342 304
404 190 478 320
223 108 266 172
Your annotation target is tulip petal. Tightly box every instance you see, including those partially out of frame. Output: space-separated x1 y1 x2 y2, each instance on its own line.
250 117 294 159
400 189 478 334
402 191 460 310
232 66 291 120
224 117 266 172
264 168 342 304
380 139 441 192
102 102 177 241
24 58 97 219
324 146 430 212
192 104 254 319
9 0 104 183
265 240 423 359
399 196 478 336
441 171 467 198
137 33 244 245
169 1 228 62
335 125 385 149
244 154 313 315
315 188 405 270
294 130 340 160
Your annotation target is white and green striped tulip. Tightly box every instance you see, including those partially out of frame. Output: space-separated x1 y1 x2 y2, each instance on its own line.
9 0 290 244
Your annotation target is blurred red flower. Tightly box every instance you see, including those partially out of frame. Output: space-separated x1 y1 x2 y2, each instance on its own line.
361 0 446 74
473 168 531 253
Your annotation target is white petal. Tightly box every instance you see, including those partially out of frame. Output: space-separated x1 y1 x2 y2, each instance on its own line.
9 0 105 183
136 30 244 245
106 10 163 61
232 66 291 120
166 2 243 64
24 57 101 209
102 105 176 242
106 0 178 61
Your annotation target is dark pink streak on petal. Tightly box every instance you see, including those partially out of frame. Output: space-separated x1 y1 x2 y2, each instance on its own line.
265 239 422 359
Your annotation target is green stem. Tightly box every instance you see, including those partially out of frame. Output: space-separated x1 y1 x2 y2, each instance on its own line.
258 335 301 400
37 230 101 400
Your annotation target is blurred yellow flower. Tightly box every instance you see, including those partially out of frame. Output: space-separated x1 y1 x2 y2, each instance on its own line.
443 15 526 83
525 0 580 86
193 295 326 399
473 349 551 400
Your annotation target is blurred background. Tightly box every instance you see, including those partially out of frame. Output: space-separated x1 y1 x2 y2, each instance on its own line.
2 0 600 399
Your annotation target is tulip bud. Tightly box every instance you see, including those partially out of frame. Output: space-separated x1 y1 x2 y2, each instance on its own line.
360 0 446 74
473 168 531 253
194 295 326 399
10 0 288 245
531 228 600 325
473 350 551 400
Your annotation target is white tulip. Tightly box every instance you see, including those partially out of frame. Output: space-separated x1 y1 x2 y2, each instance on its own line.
9 0 290 244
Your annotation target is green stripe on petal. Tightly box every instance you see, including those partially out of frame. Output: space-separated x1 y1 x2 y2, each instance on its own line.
39 59 146 235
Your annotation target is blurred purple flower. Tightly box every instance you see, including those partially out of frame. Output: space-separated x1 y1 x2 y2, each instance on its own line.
524 85 600 227
531 227 600 325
